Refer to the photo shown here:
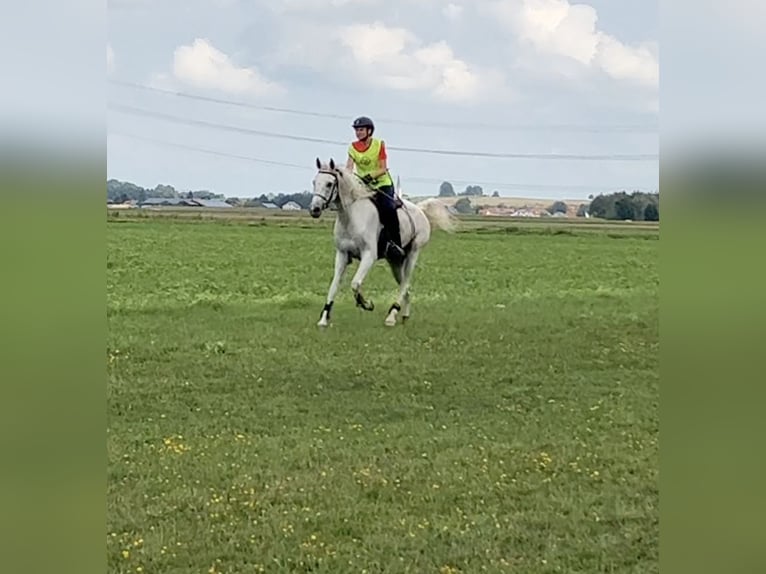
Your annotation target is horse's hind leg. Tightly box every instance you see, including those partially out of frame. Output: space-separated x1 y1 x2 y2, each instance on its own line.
400 248 420 321
389 259 403 284
401 288 412 322
385 249 419 327
384 261 403 326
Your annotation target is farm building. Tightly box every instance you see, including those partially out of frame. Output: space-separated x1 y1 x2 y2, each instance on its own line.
140 197 188 207
138 197 232 208
281 201 302 211
194 199 232 208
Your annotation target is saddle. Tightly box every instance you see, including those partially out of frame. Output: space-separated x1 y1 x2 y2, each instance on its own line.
370 190 403 214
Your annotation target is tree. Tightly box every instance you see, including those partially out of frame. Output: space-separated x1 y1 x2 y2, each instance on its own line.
576 203 589 217
107 179 146 202
586 190 659 221
438 181 456 197
644 202 659 221
191 190 222 200
588 194 611 219
454 197 474 214
491 190 500 197
153 184 178 198
615 197 636 220
548 200 567 214
459 185 483 196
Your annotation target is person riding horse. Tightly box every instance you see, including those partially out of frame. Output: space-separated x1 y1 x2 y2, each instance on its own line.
345 116 406 262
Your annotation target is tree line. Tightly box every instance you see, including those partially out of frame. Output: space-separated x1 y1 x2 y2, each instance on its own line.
588 190 659 221
108 178 658 221
107 179 314 209
438 180 658 221
107 179 227 203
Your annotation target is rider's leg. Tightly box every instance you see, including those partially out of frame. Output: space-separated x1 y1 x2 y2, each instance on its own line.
378 185 404 258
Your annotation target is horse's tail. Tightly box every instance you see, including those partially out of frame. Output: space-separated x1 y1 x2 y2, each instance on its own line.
418 198 457 233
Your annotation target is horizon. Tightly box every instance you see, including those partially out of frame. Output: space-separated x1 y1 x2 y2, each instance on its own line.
107 175 657 203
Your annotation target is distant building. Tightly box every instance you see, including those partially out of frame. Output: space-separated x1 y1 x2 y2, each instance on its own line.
140 197 187 207
138 197 231 208
281 201 302 211
193 199 232 208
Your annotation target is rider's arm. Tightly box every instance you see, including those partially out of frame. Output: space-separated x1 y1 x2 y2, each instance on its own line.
372 157 388 179
371 141 388 178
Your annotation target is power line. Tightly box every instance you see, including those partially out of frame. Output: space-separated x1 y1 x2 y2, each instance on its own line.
109 132 639 193
108 102 659 162
110 132 313 171
109 79 659 134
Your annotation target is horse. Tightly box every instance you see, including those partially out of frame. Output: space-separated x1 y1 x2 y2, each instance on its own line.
310 157 456 327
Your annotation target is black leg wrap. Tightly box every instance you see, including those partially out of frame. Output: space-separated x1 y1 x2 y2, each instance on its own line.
355 292 374 311
388 303 401 314
321 301 333 318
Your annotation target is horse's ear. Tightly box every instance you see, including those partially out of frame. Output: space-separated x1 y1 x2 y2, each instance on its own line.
315 157 321 169
329 158 336 171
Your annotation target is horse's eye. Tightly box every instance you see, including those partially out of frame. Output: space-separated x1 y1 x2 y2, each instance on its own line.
326 182 332 188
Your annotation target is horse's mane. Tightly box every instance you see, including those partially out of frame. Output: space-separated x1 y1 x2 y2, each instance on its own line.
317 160 375 202
336 166 375 201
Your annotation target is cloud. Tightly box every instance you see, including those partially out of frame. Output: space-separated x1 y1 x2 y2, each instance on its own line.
107 43 115 74
169 38 284 96
488 0 658 88
334 22 509 103
443 3 464 21
594 36 658 87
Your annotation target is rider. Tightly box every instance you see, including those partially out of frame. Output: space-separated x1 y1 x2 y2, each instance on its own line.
346 115 406 261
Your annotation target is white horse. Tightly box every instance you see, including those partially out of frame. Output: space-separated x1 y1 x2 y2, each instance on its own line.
310 157 455 327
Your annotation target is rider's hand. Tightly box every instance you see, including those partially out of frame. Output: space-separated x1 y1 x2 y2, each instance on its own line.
361 174 374 184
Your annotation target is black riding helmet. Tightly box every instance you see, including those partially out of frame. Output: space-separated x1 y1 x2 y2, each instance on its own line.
352 116 375 134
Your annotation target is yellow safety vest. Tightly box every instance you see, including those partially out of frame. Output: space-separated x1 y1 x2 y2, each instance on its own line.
347 138 393 189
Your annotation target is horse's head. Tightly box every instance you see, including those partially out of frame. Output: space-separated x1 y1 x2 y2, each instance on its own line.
310 157 342 218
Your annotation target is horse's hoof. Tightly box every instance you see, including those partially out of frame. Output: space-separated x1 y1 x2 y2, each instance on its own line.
317 318 329 327
385 317 396 327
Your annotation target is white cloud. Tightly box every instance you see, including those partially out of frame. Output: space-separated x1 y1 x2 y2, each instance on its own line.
488 0 658 88
334 22 508 103
170 38 284 96
107 43 115 74
595 35 658 87
443 3 464 21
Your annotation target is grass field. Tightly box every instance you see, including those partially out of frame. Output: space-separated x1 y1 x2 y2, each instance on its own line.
107 213 659 573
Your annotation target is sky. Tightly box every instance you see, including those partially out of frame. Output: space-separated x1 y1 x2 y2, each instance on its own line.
106 0 660 200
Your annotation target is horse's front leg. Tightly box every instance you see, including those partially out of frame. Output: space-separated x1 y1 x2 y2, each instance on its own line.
351 249 376 311
318 249 349 327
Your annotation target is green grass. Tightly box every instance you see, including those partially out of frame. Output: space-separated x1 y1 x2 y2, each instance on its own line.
107 216 658 573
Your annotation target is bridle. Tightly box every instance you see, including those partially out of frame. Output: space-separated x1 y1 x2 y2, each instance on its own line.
313 169 339 209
